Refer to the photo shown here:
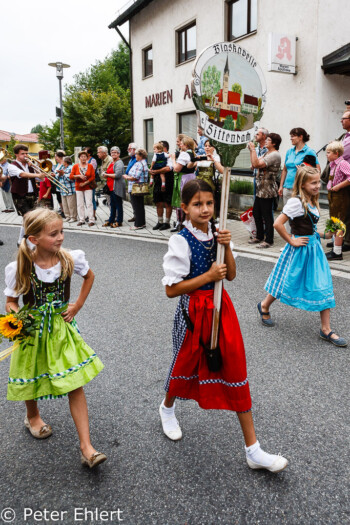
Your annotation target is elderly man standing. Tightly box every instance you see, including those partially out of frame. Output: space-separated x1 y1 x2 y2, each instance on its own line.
98 146 113 176
97 146 113 211
126 143 138 222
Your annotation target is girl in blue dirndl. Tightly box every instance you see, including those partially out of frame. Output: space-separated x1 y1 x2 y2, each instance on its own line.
258 165 347 347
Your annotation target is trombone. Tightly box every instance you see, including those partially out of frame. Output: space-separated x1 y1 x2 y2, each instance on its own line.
25 155 69 194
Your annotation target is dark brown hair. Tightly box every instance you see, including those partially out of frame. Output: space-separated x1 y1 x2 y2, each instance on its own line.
290 128 310 142
14 144 28 154
181 179 217 241
267 133 282 150
181 179 214 205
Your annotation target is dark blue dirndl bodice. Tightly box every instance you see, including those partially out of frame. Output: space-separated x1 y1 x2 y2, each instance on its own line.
178 227 217 290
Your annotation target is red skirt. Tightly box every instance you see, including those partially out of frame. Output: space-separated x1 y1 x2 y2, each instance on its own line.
167 289 252 412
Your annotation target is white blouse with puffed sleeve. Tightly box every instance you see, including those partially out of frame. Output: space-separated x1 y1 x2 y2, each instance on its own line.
4 250 89 298
282 197 319 220
162 220 236 287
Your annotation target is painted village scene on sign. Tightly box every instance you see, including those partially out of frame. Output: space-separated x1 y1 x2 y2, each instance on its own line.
193 43 266 145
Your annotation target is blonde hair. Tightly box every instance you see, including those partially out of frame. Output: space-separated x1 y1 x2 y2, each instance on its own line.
153 142 164 152
326 140 344 156
292 165 320 215
181 136 195 153
15 209 74 295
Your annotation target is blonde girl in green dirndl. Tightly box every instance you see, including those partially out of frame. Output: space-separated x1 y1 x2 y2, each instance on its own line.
4 208 106 469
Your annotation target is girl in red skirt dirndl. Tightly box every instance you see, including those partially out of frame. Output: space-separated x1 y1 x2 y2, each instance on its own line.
160 179 288 473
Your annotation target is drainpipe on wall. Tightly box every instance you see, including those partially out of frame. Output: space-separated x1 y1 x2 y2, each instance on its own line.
114 26 134 142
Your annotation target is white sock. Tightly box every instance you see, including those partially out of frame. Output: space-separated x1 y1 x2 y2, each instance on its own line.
161 400 175 415
18 226 25 244
164 218 170 224
334 244 342 255
158 216 164 224
245 440 277 467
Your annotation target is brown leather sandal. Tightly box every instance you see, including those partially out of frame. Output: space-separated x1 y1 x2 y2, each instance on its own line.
102 221 111 227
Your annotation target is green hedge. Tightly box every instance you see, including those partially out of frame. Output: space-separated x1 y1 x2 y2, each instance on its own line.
230 180 254 195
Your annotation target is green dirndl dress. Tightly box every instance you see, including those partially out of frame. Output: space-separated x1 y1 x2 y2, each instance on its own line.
7 268 104 401
171 171 182 208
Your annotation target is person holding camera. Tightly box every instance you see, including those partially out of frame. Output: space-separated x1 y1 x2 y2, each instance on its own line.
248 133 282 248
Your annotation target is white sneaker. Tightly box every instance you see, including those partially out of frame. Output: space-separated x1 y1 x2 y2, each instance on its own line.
246 454 289 473
159 401 182 441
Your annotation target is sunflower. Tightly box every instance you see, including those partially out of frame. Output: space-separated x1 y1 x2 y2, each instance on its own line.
0 314 23 339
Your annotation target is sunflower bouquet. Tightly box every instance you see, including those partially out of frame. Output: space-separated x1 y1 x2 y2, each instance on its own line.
325 217 347 237
0 305 39 361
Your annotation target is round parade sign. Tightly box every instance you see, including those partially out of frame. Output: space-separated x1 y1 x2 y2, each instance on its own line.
192 42 267 145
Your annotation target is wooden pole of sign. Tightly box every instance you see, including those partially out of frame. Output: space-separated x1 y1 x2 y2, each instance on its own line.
210 166 231 349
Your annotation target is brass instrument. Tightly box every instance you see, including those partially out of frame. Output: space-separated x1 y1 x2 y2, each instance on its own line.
0 148 12 178
26 154 69 194
0 147 12 163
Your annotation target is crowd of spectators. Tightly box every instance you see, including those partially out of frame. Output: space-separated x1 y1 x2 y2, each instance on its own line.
1 108 350 257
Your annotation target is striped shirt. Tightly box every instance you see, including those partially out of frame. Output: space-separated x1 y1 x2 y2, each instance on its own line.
327 156 350 190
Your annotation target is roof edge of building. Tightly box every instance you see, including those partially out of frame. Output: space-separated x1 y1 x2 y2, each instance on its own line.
108 0 154 28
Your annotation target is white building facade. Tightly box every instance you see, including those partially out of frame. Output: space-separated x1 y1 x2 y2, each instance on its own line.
109 0 350 170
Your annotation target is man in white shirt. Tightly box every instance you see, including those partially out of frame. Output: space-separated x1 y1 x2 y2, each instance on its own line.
8 144 44 244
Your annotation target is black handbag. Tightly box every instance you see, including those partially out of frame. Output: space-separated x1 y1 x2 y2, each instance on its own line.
180 297 222 372
102 184 111 195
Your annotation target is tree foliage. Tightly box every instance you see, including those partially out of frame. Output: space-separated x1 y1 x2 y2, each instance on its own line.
63 87 131 153
30 124 44 134
7 135 18 156
223 115 235 131
231 83 243 97
235 113 243 130
34 42 131 155
202 66 221 106
66 42 130 95
38 120 63 152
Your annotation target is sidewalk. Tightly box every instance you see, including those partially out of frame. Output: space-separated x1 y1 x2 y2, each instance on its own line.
1 195 349 278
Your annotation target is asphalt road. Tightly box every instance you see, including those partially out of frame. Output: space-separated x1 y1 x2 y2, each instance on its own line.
0 226 349 525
